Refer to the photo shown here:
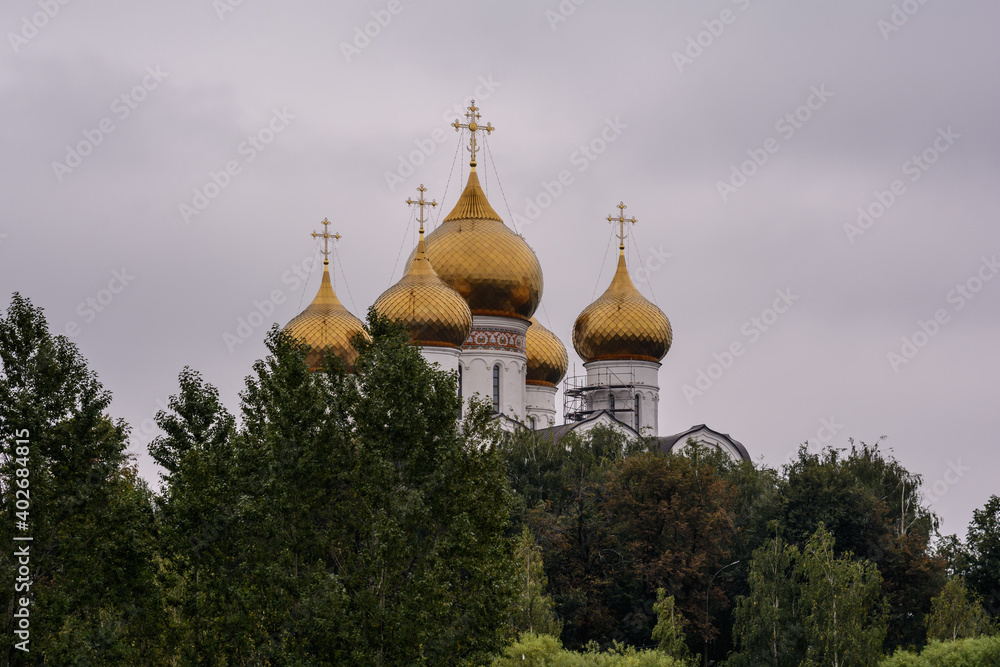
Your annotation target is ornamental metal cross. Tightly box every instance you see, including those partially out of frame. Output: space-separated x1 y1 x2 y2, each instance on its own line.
406 184 438 233
312 218 340 265
452 100 494 167
607 202 637 250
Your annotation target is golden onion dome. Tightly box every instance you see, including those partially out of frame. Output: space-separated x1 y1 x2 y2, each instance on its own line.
573 248 672 363
373 228 473 348
526 316 568 387
283 262 369 371
420 166 543 320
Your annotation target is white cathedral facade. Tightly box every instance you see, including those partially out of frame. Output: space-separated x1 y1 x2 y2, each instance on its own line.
281 103 749 462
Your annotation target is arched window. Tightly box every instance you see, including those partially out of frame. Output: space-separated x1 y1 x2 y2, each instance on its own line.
457 365 463 418
492 364 501 413
529 416 536 430
634 395 641 431
608 393 616 413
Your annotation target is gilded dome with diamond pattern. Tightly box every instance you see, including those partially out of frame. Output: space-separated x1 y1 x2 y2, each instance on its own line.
283 264 369 370
526 316 568 386
374 229 473 348
419 166 543 320
573 249 672 363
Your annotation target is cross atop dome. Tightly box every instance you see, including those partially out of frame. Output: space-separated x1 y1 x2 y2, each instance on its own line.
407 184 438 234
607 201 637 251
452 100 494 167
312 218 341 266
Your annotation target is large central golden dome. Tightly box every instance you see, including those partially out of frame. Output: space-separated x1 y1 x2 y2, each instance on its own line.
283 262 369 370
420 166 543 320
573 248 672 363
373 227 473 348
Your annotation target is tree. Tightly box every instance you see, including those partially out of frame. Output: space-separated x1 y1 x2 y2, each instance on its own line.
154 313 517 665
606 449 735 649
652 589 692 663
727 533 802 667
925 576 991 641
778 443 945 652
798 524 887 667
511 526 562 637
0 294 168 665
965 495 1000 619
507 425 631 650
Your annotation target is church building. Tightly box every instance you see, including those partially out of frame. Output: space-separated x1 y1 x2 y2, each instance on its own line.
281 102 750 462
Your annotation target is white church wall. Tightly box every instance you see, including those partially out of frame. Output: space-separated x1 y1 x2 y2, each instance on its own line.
582 359 661 435
459 315 529 422
525 384 558 429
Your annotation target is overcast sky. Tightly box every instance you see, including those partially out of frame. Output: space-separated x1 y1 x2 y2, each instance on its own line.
1 0 997 537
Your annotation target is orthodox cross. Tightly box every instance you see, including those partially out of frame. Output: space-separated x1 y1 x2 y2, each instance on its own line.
452 100 494 167
607 202 637 251
312 218 340 266
406 184 438 233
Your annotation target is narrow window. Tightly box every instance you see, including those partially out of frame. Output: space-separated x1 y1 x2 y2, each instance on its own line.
492 364 501 413
529 416 536 430
458 365 463 418
635 395 641 431
609 393 616 413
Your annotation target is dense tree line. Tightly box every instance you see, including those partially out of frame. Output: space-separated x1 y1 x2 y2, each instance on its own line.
1 293 998 665
503 425 999 664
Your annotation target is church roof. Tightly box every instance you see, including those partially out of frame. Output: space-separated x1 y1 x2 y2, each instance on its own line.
656 424 751 462
534 410 639 441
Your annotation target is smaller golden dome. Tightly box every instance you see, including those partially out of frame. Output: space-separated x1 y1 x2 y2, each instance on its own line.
283 263 369 370
373 229 473 349
573 249 672 363
526 316 568 387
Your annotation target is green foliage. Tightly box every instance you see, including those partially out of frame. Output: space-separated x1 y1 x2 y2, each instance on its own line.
727 533 802 667
153 311 517 665
651 590 692 663
778 443 946 652
505 432 737 653
925 577 992 641
512 526 563 637
605 449 735 647
799 524 887 667
0 294 169 664
728 525 886 667
505 425 630 649
880 636 1000 667
491 632 691 666
965 496 1000 620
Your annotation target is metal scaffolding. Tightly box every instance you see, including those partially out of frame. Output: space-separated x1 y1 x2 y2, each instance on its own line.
562 366 639 427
